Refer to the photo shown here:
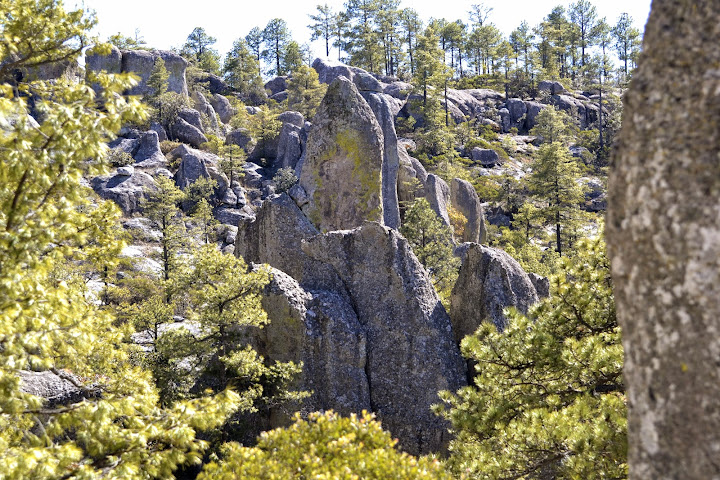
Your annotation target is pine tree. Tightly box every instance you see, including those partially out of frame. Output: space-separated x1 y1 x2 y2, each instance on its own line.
345 0 382 72
198 411 451 479
245 27 263 63
286 64 327 119
0 2 243 477
569 0 599 67
527 141 585 256
412 24 454 155
182 27 221 74
282 40 305 75
223 39 265 103
142 175 187 285
400 198 459 302
308 4 335 58
400 8 422 75
613 13 641 80
437 235 625 479
262 18 291 76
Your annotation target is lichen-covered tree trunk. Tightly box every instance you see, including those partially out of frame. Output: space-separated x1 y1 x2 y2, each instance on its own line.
607 1 720 478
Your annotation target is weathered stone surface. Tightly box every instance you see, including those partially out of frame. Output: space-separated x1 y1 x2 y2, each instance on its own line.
538 80 566 95
276 122 304 169
108 137 139 156
450 178 486 243
524 101 545 131
176 107 204 133
302 222 466 455
150 122 168 142
225 128 253 151
258 267 371 418
277 110 305 128
234 193 346 293
550 94 599 129
170 145 229 201
361 91 401 229
192 90 219 131
470 147 500 167
19 370 93 407
606 2 720 478
425 174 451 227
506 98 527 131
312 57 365 85
133 131 166 168
210 94 235 124
529 272 550 298
397 146 427 204
170 117 207 148
299 76 384 232
265 76 288 96
196 72 230 95
353 72 383 92
85 45 122 75
119 49 188 96
117 165 134 176
91 170 158 215
450 244 540 335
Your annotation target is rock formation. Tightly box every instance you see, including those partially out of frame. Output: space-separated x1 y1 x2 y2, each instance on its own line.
450 178 486 244
299 76 384 232
607 1 720 477
301 222 466 454
91 169 158 215
86 48 188 97
450 243 541 337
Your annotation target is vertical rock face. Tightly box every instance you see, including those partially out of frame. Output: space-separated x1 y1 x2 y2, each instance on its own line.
361 91 401 229
299 76 384 232
86 49 188 97
257 267 371 419
450 244 540 337
450 178 486 244
302 222 467 455
607 2 720 478
235 194 347 293
425 174 451 227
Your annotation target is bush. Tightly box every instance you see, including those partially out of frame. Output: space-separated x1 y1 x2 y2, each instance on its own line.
106 148 134 167
272 166 298 193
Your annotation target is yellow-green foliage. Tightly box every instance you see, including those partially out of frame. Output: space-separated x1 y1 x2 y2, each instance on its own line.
0 2 250 477
437 235 626 479
198 411 451 479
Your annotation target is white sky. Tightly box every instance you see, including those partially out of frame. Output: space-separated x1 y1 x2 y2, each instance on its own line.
74 0 651 64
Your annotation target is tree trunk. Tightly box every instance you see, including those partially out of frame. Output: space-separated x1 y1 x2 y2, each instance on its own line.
607 1 720 478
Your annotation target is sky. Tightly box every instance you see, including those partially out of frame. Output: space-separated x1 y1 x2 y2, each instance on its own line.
73 0 651 64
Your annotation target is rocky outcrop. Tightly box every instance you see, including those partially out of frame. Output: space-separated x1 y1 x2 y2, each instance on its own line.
470 147 500 167
19 370 94 407
258 267 370 418
301 222 466 454
276 122 304 169
361 91 401 229
550 94 600 129
192 90 219 131
210 94 235 124
133 131 166 168
170 117 207 148
225 129 253 151
299 76 384 232
450 244 541 336
91 170 158 215
538 80 566 95
312 57 365 85
450 178 486 244
86 49 189 97
264 76 288 96
425 174 451 227
397 146 427 204
235 194 346 293
606 1 720 477
170 145 234 205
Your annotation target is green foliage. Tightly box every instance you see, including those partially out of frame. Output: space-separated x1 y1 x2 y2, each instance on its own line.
286 64 327 119
0 2 245 477
182 27 221 75
106 148 134 167
272 166 298 194
437 235 626 479
145 57 169 103
247 106 281 163
262 18 292 76
527 142 586 256
198 411 451 479
400 198 459 303
530 106 577 145
223 39 265 104
142 175 187 284
107 29 146 50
